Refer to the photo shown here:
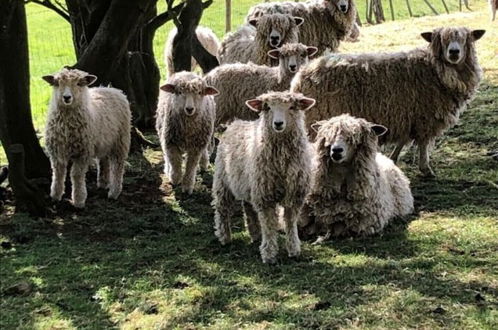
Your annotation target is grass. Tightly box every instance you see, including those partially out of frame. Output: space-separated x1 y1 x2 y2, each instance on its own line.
1 1 498 329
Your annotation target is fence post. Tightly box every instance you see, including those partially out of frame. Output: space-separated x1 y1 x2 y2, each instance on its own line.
225 0 231 32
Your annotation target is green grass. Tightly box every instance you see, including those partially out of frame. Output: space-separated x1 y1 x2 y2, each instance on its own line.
1 1 498 329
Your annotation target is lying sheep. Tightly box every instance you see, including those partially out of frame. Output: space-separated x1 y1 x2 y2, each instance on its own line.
213 91 315 264
43 68 131 208
247 0 357 55
206 43 317 127
302 114 414 239
156 71 218 194
164 26 220 76
218 13 303 66
291 27 485 176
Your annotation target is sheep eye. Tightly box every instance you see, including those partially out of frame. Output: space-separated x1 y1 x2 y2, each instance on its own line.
263 103 270 111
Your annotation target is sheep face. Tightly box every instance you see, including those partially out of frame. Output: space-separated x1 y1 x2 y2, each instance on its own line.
312 115 387 164
421 27 485 65
331 0 350 13
246 92 315 133
268 43 318 74
160 73 218 117
42 68 97 107
249 14 304 48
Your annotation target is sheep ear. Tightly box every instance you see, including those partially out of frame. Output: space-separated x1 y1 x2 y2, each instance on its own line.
160 84 176 93
203 86 219 96
42 75 57 86
421 32 433 43
268 49 280 59
248 19 258 27
371 124 387 136
310 122 322 133
307 46 318 57
245 99 263 112
79 75 97 86
294 17 304 26
471 30 485 41
296 97 316 111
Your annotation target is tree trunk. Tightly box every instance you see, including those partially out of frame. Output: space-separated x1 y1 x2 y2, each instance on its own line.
0 0 48 215
0 0 50 179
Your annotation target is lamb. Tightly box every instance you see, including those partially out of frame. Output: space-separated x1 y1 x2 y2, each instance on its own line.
213 91 315 264
301 114 414 240
156 71 218 194
247 0 357 55
291 27 485 176
218 13 304 66
164 26 220 76
206 43 317 127
43 68 131 208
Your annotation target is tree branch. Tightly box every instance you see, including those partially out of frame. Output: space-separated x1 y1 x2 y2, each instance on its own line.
146 0 185 32
25 0 70 22
202 0 213 9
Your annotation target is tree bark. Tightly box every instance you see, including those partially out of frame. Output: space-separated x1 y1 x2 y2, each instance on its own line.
0 0 50 180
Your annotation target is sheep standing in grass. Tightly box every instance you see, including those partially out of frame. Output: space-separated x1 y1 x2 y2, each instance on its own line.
291 27 485 176
247 0 357 55
213 91 315 263
218 13 304 66
164 26 220 76
206 43 317 127
156 71 218 194
302 114 414 240
43 68 131 208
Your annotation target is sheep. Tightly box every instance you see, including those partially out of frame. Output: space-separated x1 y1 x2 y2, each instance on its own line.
291 27 485 177
491 0 497 21
301 114 414 240
218 13 304 66
212 91 315 264
206 43 317 127
164 26 220 76
43 68 131 208
156 71 218 194
247 0 357 55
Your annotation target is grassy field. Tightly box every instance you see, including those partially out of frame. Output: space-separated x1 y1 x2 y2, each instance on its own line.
1 1 498 329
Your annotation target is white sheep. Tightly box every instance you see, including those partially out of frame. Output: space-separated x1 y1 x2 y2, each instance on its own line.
43 68 131 208
302 114 414 240
218 13 303 66
247 0 357 55
291 27 485 176
212 91 316 264
156 71 218 194
205 42 317 127
164 26 220 76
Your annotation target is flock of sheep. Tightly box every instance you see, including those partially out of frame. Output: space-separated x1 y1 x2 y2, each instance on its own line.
42 0 486 263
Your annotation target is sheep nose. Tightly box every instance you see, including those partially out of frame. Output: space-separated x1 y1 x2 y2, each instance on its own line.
63 95 71 103
332 147 344 154
449 48 460 55
185 107 194 114
289 64 297 71
270 36 280 45
340 5 347 12
274 121 284 129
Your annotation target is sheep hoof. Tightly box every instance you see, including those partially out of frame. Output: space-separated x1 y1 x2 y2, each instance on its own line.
50 193 63 202
108 190 121 200
72 201 85 209
262 256 277 264
181 185 194 195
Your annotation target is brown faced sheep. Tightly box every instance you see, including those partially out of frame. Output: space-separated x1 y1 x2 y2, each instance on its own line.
302 114 414 240
156 71 218 194
205 43 317 127
213 91 315 264
291 27 485 177
164 26 220 76
218 13 303 66
247 0 357 55
43 68 131 208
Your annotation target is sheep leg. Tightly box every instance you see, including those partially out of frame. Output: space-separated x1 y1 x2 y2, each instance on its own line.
283 207 301 258
390 142 405 163
418 141 435 177
50 159 67 201
108 156 125 199
213 181 236 245
70 159 89 208
182 150 202 194
258 207 279 264
97 157 110 189
199 147 210 172
166 146 183 185
243 201 260 243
